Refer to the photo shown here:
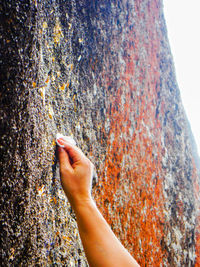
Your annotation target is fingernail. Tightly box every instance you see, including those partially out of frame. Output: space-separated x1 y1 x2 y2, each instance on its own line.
56 138 65 147
56 133 76 147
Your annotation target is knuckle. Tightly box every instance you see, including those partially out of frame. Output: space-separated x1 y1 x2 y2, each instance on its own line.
87 160 95 171
84 159 91 168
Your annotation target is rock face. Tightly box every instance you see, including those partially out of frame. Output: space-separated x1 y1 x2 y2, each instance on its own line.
1 0 199 266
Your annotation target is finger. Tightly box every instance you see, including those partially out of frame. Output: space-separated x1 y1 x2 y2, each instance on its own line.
56 133 76 146
57 138 85 164
57 147 74 173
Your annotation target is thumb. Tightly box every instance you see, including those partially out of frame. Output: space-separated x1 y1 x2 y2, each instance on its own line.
57 147 74 174
57 138 84 164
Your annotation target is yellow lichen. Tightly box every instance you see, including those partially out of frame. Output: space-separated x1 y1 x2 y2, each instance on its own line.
66 81 70 88
69 64 73 70
39 87 45 105
32 81 37 88
43 21 48 29
60 84 66 91
8 248 15 261
52 57 55 62
53 197 57 204
50 197 57 204
68 23 72 30
79 38 83 43
52 139 56 147
76 122 80 131
73 95 77 112
34 0 37 8
48 105 54 119
45 40 49 49
62 235 71 244
74 229 79 238
66 91 70 98
53 18 63 45
38 185 45 196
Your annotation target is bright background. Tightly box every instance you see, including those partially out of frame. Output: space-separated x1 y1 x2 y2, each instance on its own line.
163 0 200 156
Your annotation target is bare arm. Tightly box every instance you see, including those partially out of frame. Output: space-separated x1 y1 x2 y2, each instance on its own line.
57 137 140 267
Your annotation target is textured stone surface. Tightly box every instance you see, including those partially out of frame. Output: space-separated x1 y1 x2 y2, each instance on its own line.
0 0 199 266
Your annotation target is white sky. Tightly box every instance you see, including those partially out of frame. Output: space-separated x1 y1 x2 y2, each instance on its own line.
163 0 200 156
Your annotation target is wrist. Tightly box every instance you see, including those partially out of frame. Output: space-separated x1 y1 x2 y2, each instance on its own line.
72 196 95 213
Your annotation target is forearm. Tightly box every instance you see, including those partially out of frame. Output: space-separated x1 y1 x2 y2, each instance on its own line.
73 199 140 267
56 138 140 266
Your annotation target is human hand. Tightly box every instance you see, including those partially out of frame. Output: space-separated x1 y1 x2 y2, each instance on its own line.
57 137 94 209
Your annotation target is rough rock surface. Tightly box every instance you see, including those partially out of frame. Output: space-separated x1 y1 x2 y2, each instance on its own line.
0 0 199 266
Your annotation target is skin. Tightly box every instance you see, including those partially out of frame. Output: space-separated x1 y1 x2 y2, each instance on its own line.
57 138 140 267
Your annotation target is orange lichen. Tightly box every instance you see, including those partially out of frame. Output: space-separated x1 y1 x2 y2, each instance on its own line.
32 81 37 88
45 76 50 84
192 159 200 266
94 2 165 265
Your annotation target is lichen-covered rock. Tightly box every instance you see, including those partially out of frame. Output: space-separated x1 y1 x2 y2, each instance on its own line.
0 0 199 266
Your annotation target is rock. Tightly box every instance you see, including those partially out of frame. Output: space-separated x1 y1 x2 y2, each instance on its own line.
0 0 199 266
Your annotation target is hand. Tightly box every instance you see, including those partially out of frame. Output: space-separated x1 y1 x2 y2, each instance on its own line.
57 138 94 209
